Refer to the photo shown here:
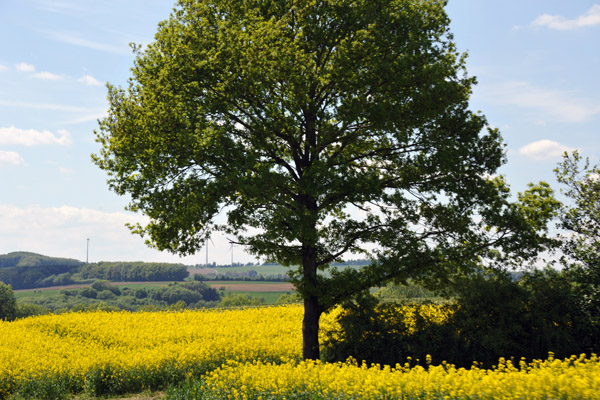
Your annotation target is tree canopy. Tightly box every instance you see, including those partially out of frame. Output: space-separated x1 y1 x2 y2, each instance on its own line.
94 0 553 359
555 151 600 321
0 282 16 321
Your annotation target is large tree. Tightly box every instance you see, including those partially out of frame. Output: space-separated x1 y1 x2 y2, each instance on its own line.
94 0 551 359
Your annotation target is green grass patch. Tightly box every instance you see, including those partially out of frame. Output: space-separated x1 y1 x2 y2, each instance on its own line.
219 291 291 304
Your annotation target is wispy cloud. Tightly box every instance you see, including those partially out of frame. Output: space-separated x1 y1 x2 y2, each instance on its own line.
0 126 73 146
33 71 64 80
0 151 25 166
532 4 600 30
0 99 92 113
78 74 103 86
46 31 130 55
0 64 8 72
62 112 108 125
34 0 85 15
479 81 600 123
15 62 35 72
518 140 575 161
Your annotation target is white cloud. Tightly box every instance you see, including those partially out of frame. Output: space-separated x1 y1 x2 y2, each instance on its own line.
33 71 63 80
0 204 145 262
59 167 74 174
0 151 25 166
0 204 242 264
518 140 575 161
15 62 35 72
0 126 73 146
532 5 600 30
0 64 8 72
480 81 600 123
78 74 102 86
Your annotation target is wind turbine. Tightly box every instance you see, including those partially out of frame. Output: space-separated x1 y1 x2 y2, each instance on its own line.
228 240 237 267
205 236 215 268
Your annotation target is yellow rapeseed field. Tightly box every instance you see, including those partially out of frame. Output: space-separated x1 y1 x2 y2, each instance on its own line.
199 354 600 399
1 304 597 399
0 305 309 398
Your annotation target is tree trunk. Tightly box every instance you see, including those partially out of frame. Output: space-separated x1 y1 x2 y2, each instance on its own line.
301 240 323 360
303 295 322 360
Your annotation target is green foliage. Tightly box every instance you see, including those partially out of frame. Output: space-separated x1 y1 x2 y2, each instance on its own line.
0 252 82 269
324 269 599 367
97 290 117 301
0 282 16 321
80 261 189 282
78 286 97 299
151 282 221 306
276 292 301 304
555 151 600 321
90 279 121 296
0 252 83 290
322 292 456 366
14 302 51 319
375 282 440 303
219 294 265 307
10 373 73 400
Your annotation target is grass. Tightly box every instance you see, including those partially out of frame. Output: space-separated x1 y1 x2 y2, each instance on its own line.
220 291 292 304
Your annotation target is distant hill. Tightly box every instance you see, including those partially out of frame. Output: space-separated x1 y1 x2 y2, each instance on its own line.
0 252 188 290
0 252 84 289
0 251 83 269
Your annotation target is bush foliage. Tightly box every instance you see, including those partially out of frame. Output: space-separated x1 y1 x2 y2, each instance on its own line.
323 268 599 367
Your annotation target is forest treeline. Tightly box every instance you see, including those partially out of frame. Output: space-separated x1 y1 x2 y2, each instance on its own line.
0 252 189 289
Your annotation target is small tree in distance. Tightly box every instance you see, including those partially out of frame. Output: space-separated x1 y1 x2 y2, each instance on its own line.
94 0 556 359
0 282 16 321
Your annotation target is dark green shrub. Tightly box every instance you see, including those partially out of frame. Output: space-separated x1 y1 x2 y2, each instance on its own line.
324 269 600 367
219 294 264 307
322 292 458 366
97 290 116 301
78 286 97 299
15 302 51 319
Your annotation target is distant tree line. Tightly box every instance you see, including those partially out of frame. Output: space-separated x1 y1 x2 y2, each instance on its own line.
0 265 80 290
193 272 289 282
79 262 189 282
0 252 191 290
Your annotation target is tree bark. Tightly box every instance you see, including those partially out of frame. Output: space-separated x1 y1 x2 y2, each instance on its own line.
301 239 323 360
302 294 322 360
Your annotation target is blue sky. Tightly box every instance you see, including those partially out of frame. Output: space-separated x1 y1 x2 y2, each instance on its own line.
0 1 598 265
